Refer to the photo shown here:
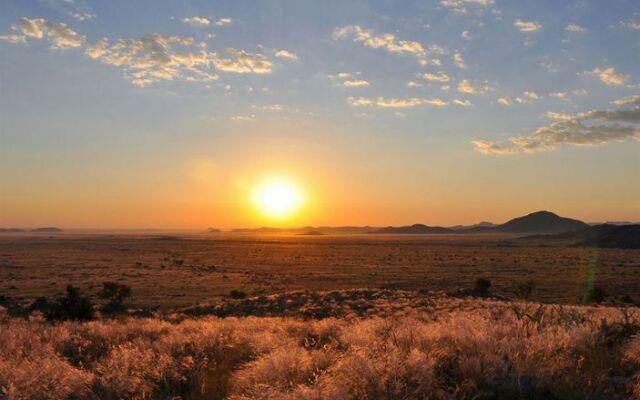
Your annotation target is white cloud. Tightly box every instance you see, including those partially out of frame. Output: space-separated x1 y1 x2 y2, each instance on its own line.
515 91 540 104
422 72 450 83
68 12 96 21
565 24 587 33
474 96 640 154
588 67 627 86
458 79 488 94
181 16 211 26
514 19 542 33
424 98 448 106
85 34 220 86
545 111 573 121
453 51 466 69
274 49 298 60
453 99 472 107
342 79 370 87
0 34 26 44
212 48 273 74
336 72 351 79
461 30 471 40
620 21 640 31
215 18 233 27
333 25 428 62
347 96 423 108
497 96 512 105
15 17 84 49
549 92 567 99
440 0 495 14
230 114 255 121
406 81 422 88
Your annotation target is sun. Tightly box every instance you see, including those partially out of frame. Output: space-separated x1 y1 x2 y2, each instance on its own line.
252 177 304 219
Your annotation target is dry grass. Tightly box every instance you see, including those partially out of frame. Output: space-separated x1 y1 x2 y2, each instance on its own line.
2 296 640 399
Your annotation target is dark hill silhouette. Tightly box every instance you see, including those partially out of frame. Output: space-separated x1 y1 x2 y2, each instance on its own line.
0 228 25 233
32 227 62 232
494 211 588 234
298 230 325 236
374 224 452 234
449 221 496 231
524 224 640 249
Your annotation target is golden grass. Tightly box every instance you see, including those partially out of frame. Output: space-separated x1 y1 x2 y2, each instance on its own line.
2 296 640 399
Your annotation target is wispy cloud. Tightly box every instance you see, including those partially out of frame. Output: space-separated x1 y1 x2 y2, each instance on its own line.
2 17 85 49
181 16 210 26
440 0 495 14
274 49 298 60
333 25 428 62
453 51 466 69
422 72 450 83
215 18 233 27
474 96 640 154
458 79 489 94
587 67 627 86
514 19 542 33
212 48 272 74
342 79 370 87
565 24 587 33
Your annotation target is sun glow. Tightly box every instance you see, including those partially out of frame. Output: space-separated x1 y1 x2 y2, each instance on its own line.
252 177 304 219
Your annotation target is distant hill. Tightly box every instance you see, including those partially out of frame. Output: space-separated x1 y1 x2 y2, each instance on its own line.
493 211 588 234
373 224 452 234
525 224 640 249
206 227 221 233
0 228 25 233
32 227 62 232
298 230 325 236
449 221 497 231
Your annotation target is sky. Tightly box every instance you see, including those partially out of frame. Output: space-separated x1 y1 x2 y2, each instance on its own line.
0 0 639 229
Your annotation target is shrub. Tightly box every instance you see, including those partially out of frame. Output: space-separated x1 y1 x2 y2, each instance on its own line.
513 281 536 300
229 290 248 299
99 282 132 312
475 278 492 295
45 285 95 321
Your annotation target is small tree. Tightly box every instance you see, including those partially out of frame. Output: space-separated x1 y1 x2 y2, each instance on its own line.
45 285 94 321
99 282 132 312
474 278 492 296
513 281 535 300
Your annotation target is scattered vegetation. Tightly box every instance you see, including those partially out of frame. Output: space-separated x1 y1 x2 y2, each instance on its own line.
98 282 132 313
44 285 94 322
229 289 248 300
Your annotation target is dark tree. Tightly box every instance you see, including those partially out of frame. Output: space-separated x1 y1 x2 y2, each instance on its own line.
45 285 94 321
99 282 132 312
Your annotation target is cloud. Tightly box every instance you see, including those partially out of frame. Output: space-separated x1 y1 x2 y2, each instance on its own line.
0 34 26 44
440 0 495 14
215 18 233 27
620 21 640 31
406 81 422 88
514 19 542 33
85 34 219 86
230 114 255 121
515 91 540 104
424 98 448 106
342 79 370 87
588 67 627 86
422 72 450 83
13 17 84 49
347 96 423 108
473 96 640 154
68 12 96 21
458 79 488 94
336 72 351 79
565 24 587 33
549 92 567 99
453 51 466 69
545 111 573 121
497 96 512 105
453 99 472 107
461 30 471 40
274 49 298 60
182 16 211 26
333 25 427 61
212 48 273 74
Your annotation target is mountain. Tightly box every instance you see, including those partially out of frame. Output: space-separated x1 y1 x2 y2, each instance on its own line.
494 211 588 234
0 228 25 233
449 221 497 231
524 224 640 249
32 227 62 232
373 224 452 234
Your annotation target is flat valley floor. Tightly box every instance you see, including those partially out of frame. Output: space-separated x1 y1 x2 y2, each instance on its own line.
1 232 640 308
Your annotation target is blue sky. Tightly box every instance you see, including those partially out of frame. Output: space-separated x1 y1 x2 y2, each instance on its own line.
0 0 639 228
